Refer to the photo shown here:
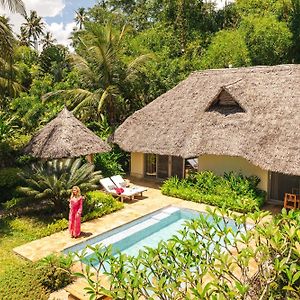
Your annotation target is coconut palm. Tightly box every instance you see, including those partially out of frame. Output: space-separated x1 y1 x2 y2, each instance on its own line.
41 31 56 49
22 10 45 50
18 158 102 213
75 7 86 30
0 17 22 101
0 0 25 54
0 16 14 60
17 25 32 47
44 23 152 124
0 0 25 14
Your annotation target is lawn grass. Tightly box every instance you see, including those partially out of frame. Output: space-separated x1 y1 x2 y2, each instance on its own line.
0 192 124 298
0 216 54 299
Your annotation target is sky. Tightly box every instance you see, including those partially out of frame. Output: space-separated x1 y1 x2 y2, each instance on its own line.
0 0 233 49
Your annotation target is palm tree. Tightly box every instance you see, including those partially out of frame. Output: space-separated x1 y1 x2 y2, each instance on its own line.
44 23 152 125
75 7 86 30
41 31 56 49
0 16 14 60
18 158 102 213
22 10 45 50
17 25 32 46
0 0 25 53
0 0 25 14
0 17 22 102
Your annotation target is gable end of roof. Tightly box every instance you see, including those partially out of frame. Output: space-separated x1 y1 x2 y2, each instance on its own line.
205 87 246 115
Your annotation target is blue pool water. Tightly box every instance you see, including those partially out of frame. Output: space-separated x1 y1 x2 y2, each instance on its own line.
63 206 242 263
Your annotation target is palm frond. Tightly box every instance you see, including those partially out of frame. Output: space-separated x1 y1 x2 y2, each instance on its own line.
0 0 25 15
125 53 154 83
43 88 94 109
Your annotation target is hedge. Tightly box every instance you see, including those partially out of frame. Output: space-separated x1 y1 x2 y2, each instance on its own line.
161 171 266 213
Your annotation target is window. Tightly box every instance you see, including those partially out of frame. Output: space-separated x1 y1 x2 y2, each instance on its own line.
206 88 245 116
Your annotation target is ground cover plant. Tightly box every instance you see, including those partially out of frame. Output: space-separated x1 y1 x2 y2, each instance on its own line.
161 171 266 213
75 208 300 300
0 191 123 299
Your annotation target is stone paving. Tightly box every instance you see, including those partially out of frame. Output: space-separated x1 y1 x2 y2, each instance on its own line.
13 183 214 262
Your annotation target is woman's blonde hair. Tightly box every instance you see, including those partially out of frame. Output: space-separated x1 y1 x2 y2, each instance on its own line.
70 186 81 198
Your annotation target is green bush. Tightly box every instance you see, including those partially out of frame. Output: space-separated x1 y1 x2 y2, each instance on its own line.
161 171 266 213
83 190 124 221
43 218 69 236
75 209 300 299
0 167 22 203
94 151 125 178
38 254 73 292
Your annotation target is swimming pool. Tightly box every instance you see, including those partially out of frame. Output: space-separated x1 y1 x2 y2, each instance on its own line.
63 206 242 261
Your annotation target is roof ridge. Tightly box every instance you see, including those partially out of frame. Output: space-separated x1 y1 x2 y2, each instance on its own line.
190 64 299 77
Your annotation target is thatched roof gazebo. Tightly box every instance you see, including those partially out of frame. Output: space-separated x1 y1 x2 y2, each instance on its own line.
24 108 111 159
113 64 300 176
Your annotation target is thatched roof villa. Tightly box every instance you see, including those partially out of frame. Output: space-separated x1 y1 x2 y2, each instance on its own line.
113 64 300 204
24 107 111 159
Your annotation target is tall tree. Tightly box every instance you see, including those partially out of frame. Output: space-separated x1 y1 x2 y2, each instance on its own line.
22 10 45 50
40 31 56 49
45 23 152 125
75 7 86 30
0 17 22 104
17 26 31 47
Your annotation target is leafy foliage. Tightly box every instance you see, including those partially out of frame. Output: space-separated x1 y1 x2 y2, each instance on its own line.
38 45 70 82
18 158 102 213
161 171 266 212
94 151 125 178
239 15 292 65
0 167 22 203
75 208 300 300
82 190 124 221
38 253 74 291
200 29 251 68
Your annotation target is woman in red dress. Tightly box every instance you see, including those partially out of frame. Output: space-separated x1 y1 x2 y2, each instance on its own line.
69 186 84 238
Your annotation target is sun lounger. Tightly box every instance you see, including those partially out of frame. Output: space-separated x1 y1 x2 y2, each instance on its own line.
100 177 118 193
110 175 148 199
100 177 147 202
187 158 198 169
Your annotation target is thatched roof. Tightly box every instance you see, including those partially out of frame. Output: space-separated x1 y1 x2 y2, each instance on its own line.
24 108 111 159
113 64 300 176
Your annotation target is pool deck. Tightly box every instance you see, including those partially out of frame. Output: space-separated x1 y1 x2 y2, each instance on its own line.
13 182 217 262
12 179 280 300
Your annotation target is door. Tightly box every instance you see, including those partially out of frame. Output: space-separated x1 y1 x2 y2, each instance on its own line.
157 155 169 179
270 172 300 202
171 156 184 179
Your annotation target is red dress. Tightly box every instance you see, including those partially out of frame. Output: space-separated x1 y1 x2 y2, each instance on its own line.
69 196 83 237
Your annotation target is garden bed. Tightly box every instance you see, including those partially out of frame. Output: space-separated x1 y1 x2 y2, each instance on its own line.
161 171 266 213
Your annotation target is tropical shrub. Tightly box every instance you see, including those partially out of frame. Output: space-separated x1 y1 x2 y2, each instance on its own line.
0 167 22 203
0 254 73 299
74 208 300 300
82 190 124 221
94 151 125 178
38 254 74 291
17 158 102 213
161 171 266 212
